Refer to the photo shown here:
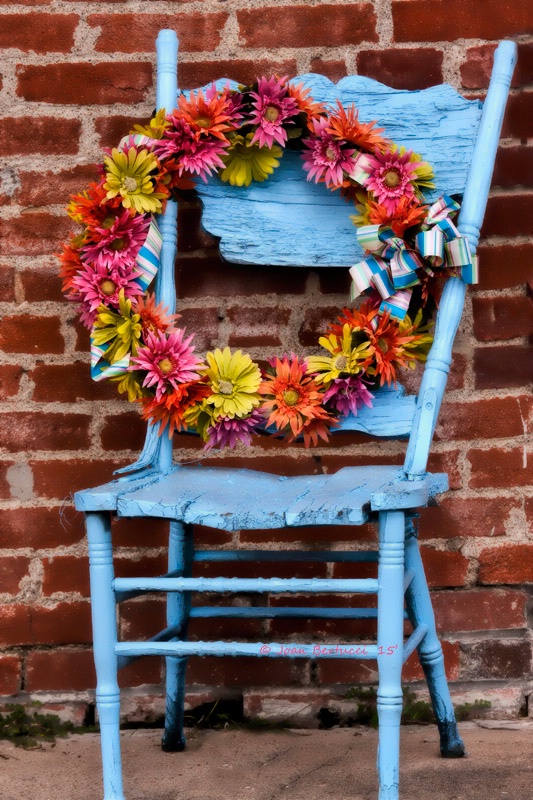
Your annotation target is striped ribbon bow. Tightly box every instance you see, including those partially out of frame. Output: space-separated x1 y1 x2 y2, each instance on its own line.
90 216 163 381
349 195 478 320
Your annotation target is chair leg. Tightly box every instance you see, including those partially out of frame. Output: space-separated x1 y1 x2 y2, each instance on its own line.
404 526 465 758
162 521 193 752
376 511 405 800
86 512 125 800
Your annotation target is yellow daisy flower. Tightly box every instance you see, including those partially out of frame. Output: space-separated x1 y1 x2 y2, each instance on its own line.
103 147 166 214
220 134 283 186
92 291 142 364
307 323 373 384
203 347 262 418
131 109 171 140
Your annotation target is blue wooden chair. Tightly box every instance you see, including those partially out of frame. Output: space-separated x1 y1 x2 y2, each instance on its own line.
74 30 516 800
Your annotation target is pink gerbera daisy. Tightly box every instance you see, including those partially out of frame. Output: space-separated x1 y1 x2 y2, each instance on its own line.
361 149 423 215
81 209 151 271
302 116 358 188
322 376 374 416
132 329 203 399
204 409 263 451
248 76 299 149
73 263 143 328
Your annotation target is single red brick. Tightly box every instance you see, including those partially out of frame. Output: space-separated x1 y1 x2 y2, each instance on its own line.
0 655 21 695
435 396 528 442
0 314 64 354
474 242 533 290
0 264 15 301
0 605 32 646
119 598 166 640
461 42 533 89
95 115 147 148
419 547 469 588
392 0 533 41
299 306 345 346
493 145 533 188
473 295 533 341
432 588 527 633
42 555 89 597
178 307 220 350
88 12 228 53
16 62 152 104
119 658 163 689
0 14 78 53
179 58 299 90
309 58 348 84
403 639 459 681
357 48 443 90
460 639 532 680
186 654 302 688
26 650 96 691
20 263 64 302
177 256 307 298
238 5 378 48
0 556 31 595
479 543 533 584
17 165 97 207
0 365 22 400
0 412 91 452
468 447 532 489
227 306 291 347
31 457 115 498
100 411 146 452
0 213 71 256
0 461 14 500
483 193 533 239
111 516 171 549
31 362 118 403
0 116 81 157
31 601 93 644
0 506 85 549
316 657 376 685
427 451 462 490
0 0 50 5
503 91 533 141
419 495 521 539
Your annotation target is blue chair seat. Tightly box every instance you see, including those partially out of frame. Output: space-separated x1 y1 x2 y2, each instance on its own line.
90 465 446 530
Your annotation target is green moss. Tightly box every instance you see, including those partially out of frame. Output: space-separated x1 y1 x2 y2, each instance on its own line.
0 703 97 749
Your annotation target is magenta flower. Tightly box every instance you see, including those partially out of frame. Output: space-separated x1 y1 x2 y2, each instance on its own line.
204 409 263 451
73 263 143 328
361 149 422 215
132 329 203 399
81 210 151 271
322 376 374 417
248 76 298 149
302 117 357 188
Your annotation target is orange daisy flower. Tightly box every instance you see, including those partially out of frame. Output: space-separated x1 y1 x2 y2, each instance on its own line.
287 81 325 128
363 311 431 386
134 293 180 336
67 182 119 229
176 86 235 143
327 101 387 153
259 355 333 444
140 379 211 437
58 237 84 295
365 196 428 237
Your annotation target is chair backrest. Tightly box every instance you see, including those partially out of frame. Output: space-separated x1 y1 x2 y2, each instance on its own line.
125 30 516 477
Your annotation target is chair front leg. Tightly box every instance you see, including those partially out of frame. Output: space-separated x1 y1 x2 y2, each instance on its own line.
86 511 125 800
404 528 465 758
162 520 193 752
377 511 405 800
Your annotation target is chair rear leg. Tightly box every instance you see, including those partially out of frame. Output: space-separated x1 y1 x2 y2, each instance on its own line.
377 511 405 800
404 525 465 758
86 511 125 800
162 521 193 752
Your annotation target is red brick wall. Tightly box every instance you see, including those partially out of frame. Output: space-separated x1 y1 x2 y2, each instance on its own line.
0 1 531 721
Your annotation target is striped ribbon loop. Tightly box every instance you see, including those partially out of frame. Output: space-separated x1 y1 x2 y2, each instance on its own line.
90 216 162 382
349 194 478 320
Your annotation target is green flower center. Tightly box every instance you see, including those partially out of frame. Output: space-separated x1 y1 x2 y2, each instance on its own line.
158 357 174 375
196 115 212 129
110 237 126 251
383 168 401 188
264 105 280 123
334 355 348 370
326 146 338 161
123 176 138 193
100 279 117 297
218 379 234 395
283 389 300 407
102 215 116 229
377 337 389 354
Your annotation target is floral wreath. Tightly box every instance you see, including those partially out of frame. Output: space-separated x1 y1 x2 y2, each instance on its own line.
59 76 478 450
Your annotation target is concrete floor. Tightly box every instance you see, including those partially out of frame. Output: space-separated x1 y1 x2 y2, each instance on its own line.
1 721 532 800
